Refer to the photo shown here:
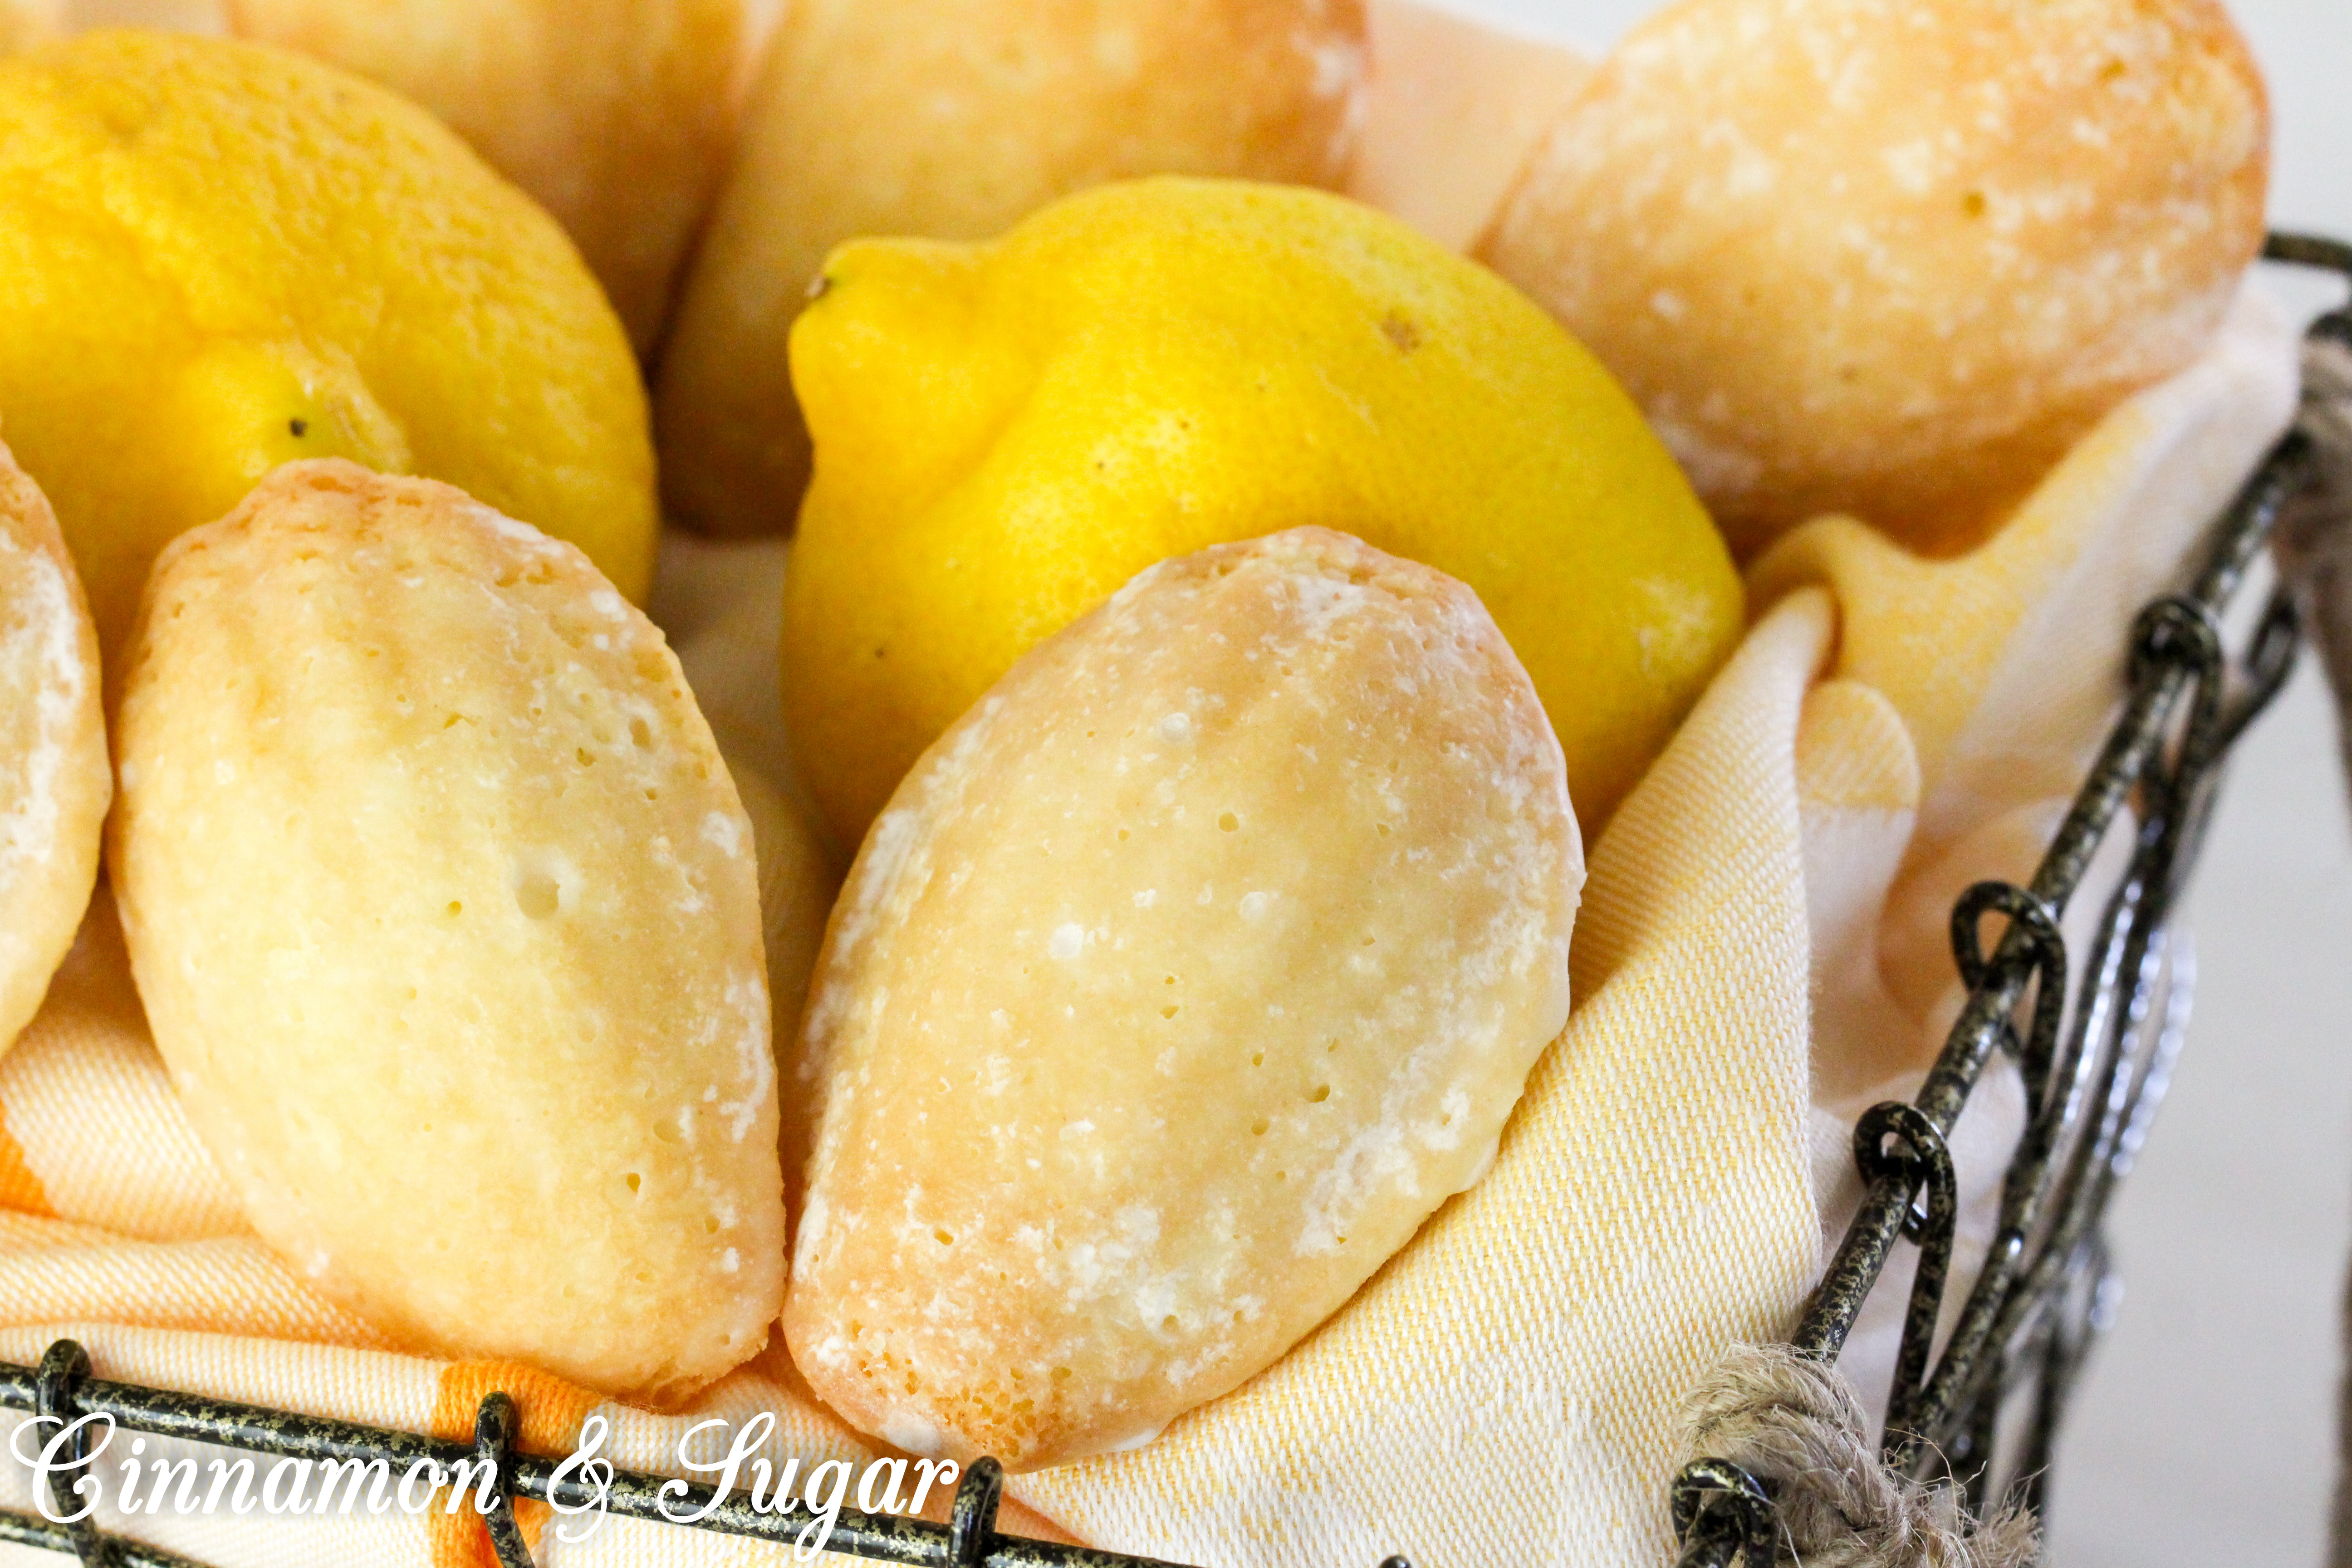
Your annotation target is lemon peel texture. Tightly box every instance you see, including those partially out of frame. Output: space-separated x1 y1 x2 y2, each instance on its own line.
783 176 1743 848
0 29 656 668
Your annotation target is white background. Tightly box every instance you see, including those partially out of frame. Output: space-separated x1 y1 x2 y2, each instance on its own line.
1446 1 2352 1560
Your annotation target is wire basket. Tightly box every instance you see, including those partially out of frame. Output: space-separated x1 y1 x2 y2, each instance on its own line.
1674 229 2352 1567
1 233 2345 1568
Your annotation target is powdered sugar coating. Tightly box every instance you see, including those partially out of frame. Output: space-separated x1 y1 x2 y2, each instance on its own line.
0 439 108 1060
109 460 782 1402
785 528 1581 1468
1486 0 2269 555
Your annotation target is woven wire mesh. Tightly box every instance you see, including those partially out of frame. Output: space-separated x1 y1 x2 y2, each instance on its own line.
1673 230 2352 1566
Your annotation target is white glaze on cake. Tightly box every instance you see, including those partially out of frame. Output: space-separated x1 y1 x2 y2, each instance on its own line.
108 460 784 1402
0 438 108 1061
784 528 1581 1468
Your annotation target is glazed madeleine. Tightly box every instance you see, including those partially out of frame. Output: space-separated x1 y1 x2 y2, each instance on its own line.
785 527 1582 1469
109 460 784 1403
0 438 108 1058
1486 0 2269 555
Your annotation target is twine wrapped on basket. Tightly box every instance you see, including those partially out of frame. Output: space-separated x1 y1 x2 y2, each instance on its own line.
0 283 2306 1568
1679 1342 2040 1568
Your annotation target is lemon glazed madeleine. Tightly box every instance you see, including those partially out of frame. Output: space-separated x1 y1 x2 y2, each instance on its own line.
785 528 1582 1470
1485 0 2269 556
109 461 783 1403
0 439 108 1059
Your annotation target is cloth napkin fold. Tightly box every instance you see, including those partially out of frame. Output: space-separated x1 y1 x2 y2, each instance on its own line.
0 284 2300 1568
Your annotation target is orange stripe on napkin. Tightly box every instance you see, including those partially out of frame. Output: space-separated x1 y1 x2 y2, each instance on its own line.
0 1107 54 1218
428 1359 602 1568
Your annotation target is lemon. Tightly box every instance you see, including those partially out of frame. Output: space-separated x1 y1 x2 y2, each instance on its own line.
0 30 656 666
784 176 1741 848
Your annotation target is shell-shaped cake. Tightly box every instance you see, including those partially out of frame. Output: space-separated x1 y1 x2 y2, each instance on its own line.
1486 0 2270 555
109 460 783 1403
0 439 108 1059
785 527 1582 1468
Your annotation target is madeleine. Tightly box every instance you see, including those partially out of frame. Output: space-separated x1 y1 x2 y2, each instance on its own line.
1485 0 2269 555
0 439 108 1058
109 461 784 1402
785 528 1581 1468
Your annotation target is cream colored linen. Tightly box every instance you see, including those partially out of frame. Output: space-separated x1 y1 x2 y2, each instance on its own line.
0 282 2300 1567
1346 0 1591 252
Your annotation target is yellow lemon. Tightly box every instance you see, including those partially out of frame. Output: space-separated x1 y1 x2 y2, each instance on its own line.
0 29 656 669
784 176 1741 848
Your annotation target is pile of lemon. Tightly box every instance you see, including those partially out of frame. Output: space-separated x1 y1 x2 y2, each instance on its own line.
0 25 1737 861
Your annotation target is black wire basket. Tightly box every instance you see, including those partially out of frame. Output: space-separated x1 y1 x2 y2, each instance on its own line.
2 232 2346 1568
1673 229 2352 1568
